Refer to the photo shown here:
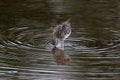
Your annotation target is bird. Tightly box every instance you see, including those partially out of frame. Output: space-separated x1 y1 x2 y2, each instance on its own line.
52 19 71 50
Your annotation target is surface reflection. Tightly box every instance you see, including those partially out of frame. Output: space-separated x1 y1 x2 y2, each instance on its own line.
52 47 70 65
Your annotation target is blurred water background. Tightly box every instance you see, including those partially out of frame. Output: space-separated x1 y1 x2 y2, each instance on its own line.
0 0 120 80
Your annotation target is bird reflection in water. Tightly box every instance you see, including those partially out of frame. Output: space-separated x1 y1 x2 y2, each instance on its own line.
51 19 71 65
52 47 70 65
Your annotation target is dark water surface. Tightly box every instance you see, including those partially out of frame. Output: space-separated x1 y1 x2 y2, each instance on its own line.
0 0 120 80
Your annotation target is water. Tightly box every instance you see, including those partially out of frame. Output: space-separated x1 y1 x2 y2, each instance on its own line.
0 0 120 80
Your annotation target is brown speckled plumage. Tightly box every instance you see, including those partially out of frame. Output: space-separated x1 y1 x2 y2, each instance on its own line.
52 19 71 49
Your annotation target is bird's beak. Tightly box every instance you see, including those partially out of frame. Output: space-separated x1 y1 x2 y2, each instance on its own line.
64 18 71 24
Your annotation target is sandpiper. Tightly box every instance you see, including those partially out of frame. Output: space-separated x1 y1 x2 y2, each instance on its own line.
52 19 71 50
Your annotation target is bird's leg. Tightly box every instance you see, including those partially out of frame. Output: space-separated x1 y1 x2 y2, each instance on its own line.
61 40 64 50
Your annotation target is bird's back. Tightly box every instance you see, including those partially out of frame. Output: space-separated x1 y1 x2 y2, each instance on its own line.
53 19 71 40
